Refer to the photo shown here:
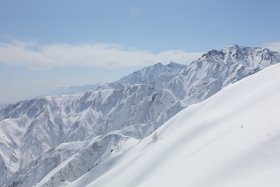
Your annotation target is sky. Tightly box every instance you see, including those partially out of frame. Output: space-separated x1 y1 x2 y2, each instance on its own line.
0 0 280 104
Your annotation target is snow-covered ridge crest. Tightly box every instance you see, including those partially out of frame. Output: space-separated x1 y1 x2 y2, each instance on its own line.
199 44 280 67
0 45 280 187
77 63 280 187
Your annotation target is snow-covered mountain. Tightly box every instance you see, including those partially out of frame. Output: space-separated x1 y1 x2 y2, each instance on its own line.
0 45 280 187
72 63 280 187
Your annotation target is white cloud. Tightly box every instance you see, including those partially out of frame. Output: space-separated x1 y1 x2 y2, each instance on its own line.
0 40 203 69
263 42 280 52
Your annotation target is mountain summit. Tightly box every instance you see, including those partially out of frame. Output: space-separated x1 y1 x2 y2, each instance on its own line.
199 44 280 66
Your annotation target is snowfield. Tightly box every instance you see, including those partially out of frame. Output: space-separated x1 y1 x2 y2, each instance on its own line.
67 64 280 187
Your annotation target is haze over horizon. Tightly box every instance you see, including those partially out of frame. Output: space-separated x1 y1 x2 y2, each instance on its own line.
1 0 280 104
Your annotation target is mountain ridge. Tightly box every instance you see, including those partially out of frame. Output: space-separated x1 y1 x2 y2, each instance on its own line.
76 63 280 187
0 45 280 186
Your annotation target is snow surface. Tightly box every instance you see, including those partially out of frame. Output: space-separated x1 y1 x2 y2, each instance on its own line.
0 45 280 186
67 64 280 187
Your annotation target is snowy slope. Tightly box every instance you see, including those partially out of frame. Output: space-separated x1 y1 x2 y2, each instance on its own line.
0 45 280 187
70 63 280 187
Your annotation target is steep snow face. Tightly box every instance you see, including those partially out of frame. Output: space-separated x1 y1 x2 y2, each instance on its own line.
177 45 280 104
117 62 187 87
7 133 138 187
71 64 280 187
0 45 280 187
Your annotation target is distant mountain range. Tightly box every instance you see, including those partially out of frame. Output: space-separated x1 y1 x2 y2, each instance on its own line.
1 45 280 187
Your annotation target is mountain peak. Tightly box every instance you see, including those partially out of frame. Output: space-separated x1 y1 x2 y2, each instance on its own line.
223 44 241 49
197 45 280 67
166 62 186 68
154 62 164 67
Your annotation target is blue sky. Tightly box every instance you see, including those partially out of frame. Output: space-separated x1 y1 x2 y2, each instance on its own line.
1 0 280 104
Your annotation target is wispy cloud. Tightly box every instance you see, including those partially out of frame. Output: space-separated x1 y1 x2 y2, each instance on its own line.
0 40 203 69
263 42 280 52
